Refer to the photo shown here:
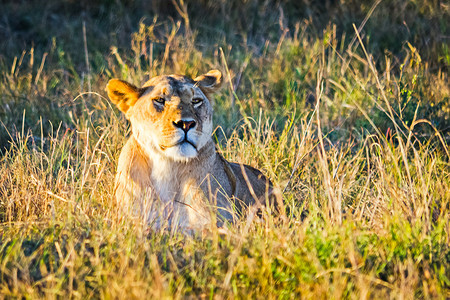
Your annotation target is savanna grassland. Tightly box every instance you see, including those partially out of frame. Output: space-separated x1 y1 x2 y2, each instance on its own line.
0 0 449 298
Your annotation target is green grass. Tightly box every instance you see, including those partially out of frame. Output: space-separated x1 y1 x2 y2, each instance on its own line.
1 0 449 298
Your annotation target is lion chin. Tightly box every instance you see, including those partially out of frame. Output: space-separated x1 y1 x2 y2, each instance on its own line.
163 141 198 162
106 69 280 233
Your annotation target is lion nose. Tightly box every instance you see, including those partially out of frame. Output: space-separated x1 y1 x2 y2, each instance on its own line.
173 119 196 133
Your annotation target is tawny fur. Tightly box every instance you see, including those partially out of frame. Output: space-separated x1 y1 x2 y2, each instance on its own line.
106 70 277 231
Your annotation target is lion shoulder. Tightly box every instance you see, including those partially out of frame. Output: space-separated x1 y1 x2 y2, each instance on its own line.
115 137 153 203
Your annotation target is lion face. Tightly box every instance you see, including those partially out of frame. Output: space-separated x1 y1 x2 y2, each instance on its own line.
131 75 214 161
106 70 222 162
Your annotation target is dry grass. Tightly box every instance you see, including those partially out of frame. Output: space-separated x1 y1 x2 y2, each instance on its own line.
0 0 449 298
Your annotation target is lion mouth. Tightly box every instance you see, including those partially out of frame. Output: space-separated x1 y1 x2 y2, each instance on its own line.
178 139 197 149
160 138 197 151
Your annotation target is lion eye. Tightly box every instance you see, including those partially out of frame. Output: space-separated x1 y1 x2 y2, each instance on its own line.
192 98 203 105
153 97 165 104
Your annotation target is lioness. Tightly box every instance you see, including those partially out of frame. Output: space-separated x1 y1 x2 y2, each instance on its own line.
106 70 277 231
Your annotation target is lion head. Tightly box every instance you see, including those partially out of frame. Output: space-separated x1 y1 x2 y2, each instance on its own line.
106 70 222 162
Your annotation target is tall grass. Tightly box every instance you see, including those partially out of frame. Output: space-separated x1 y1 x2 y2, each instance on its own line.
1 0 449 298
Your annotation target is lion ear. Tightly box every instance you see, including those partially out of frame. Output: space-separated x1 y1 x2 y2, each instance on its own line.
194 70 223 94
106 79 141 113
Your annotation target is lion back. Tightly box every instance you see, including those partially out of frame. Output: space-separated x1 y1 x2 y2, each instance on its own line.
228 162 278 210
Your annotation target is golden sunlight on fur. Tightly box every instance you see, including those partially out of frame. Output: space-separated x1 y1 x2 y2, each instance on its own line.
106 70 278 232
